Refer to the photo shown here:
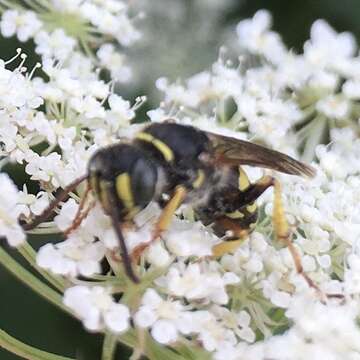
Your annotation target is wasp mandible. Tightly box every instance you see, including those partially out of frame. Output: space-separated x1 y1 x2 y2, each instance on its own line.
23 122 316 287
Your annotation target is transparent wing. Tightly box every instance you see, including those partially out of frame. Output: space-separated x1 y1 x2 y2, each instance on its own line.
206 131 316 177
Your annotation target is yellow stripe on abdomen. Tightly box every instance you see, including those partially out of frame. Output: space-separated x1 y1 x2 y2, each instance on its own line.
246 203 257 213
238 167 250 191
136 132 174 162
226 210 245 219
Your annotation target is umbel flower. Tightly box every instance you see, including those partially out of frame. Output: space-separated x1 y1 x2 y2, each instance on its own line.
0 3 359 360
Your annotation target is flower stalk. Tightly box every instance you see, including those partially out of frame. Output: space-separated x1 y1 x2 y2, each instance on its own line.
0 328 75 360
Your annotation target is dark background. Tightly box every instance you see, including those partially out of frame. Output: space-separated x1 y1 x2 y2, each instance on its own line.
1 1 359 359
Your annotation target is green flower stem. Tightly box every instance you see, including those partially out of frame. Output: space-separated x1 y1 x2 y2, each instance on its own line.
31 0 53 11
103 330 181 360
302 115 327 163
174 340 212 360
217 99 226 124
18 242 67 292
0 328 74 360
101 332 117 360
0 246 70 315
26 225 62 235
0 0 23 10
120 330 186 360
121 267 168 309
21 0 46 12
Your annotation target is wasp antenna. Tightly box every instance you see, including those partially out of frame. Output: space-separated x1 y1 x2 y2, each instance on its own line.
22 174 88 231
108 191 140 283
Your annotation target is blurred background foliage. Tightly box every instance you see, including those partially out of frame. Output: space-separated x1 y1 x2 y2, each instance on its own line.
1 0 360 359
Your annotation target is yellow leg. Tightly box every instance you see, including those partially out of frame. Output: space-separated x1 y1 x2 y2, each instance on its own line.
272 179 324 296
154 185 187 238
131 186 187 261
211 216 250 256
212 239 246 257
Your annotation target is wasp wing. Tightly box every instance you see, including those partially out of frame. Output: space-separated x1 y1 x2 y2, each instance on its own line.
206 132 315 177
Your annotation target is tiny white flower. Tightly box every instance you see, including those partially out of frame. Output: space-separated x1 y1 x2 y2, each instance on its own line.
236 10 286 64
191 310 237 352
63 285 130 333
343 79 360 99
97 44 132 81
316 95 350 119
18 186 49 217
134 288 190 344
0 10 42 42
146 242 171 267
0 173 26 247
304 19 356 70
35 29 76 62
37 238 105 277
158 262 239 305
165 219 218 257
211 305 256 343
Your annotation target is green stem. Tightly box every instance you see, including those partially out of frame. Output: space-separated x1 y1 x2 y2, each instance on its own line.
80 37 96 62
302 115 327 163
101 333 118 360
217 99 226 124
0 329 74 360
21 0 45 12
26 225 62 235
0 0 24 10
32 0 53 11
0 247 70 315
119 330 187 360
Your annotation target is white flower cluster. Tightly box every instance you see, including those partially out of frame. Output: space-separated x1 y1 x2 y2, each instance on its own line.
153 10 360 159
0 5 360 360
0 0 142 248
64 285 130 333
0 0 139 81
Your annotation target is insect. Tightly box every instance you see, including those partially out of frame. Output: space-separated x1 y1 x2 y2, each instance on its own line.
23 121 317 288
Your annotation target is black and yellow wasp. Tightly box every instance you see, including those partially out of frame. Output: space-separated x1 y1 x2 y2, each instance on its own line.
23 122 316 285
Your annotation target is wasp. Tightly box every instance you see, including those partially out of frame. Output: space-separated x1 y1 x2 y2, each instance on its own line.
23 122 317 287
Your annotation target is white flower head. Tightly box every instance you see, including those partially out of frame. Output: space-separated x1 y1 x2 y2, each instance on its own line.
0 173 25 247
0 10 42 42
64 285 130 333
164 219 219 257
35 29 76 62
134 288 191 344
316 95 350 120
157 262 240 305
304 19 356 70
236 10 286 64
37 238 105 277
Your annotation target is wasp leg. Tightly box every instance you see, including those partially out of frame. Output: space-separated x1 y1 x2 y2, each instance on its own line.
212 217 250 256
272 179 324 296
131 185 187 262
240 175 274 204
107 187 140 283
22 174 88 231
64 183 93 237
209 175 275 257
